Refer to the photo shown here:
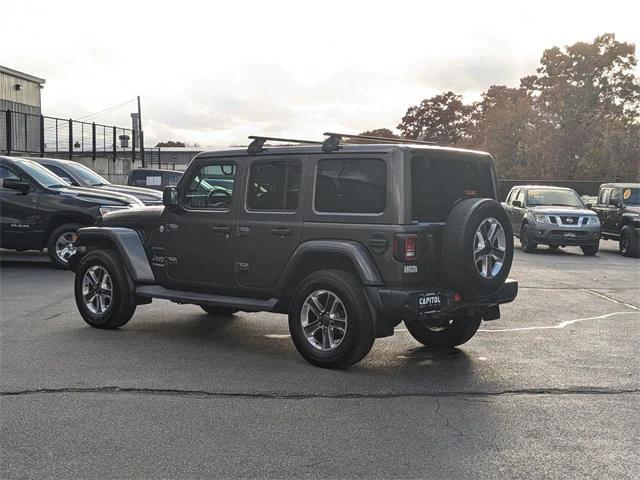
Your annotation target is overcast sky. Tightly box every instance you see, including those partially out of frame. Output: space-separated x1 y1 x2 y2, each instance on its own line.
3 0 639 147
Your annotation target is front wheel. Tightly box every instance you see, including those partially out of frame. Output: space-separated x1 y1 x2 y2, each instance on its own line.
75 249 136 329
520 224 537 253
288 270 375 369
47 223 82 269
620 226 640 258
581 244 599 256
405 313 482 348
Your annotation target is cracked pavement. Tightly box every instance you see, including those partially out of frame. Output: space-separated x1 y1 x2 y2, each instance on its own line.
1 241 639 479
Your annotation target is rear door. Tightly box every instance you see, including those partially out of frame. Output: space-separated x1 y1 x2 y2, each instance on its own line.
594 188 610 228
236 158 303 290
0 164 39 248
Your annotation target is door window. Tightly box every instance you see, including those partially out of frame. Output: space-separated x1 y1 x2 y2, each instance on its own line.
181 162 236 210
515 189 525 205
247 161 301 211
315 158 386 214
598 189 611 205
609 189 620 206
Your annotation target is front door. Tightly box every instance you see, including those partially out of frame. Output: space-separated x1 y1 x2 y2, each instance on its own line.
0 163 39 248
163 160 239 288
236 158 303 290
511 189 526 231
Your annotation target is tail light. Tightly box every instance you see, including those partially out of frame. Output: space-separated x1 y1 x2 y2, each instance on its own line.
393 234 418 262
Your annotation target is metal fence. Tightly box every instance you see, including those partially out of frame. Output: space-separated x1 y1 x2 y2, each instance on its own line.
1 109 153 166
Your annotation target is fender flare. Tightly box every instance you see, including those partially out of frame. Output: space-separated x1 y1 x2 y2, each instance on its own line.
73 227 155 283
276 240 383 292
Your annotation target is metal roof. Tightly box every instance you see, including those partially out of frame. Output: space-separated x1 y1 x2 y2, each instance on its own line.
0 65 46 85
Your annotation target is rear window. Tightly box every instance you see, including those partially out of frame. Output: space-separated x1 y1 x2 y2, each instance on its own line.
315 158 386 214
411 153 495 220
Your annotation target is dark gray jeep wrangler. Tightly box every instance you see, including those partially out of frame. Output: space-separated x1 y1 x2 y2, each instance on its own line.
69 133 518 369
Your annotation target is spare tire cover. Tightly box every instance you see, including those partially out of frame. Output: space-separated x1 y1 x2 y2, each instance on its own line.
442 198 514 295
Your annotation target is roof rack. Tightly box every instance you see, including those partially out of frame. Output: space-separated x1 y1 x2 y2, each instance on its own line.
322 132 435 152
247 135 323 155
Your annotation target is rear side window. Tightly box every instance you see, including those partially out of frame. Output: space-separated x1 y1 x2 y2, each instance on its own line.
598 189 611 205
247 161 301 211
411 153 495 220
315 158 386 214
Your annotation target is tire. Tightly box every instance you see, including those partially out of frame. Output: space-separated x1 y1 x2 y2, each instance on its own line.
620 226 640 258
47 223 82 269
406 313 482 348
442 198 514 295
200 305 238 316
288 270 375 369
581 244 599 256
74 249 136 329
520 224 537 253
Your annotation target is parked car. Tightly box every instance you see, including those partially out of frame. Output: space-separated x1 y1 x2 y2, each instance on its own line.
31 157 162 205
502 185 601 255
0 156 143 269
69 134 518 369
592 183 640 257
127 168 183 191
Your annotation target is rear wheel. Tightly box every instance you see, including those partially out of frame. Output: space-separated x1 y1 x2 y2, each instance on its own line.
581 244 599 256
620 226 640 258
288 270 374 369
200 305 238 316
520 224 537 253
47 223 82 269
74 249 136 329
406 313 482 348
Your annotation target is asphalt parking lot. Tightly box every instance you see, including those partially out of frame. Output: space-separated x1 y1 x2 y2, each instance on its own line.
1 241 639 479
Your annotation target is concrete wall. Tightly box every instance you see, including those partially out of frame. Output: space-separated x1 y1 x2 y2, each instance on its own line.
69 155 133 185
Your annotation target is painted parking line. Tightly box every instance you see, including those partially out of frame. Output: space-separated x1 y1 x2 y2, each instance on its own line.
264 312 640 339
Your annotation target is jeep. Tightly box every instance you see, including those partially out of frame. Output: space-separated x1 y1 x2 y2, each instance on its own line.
592 183 640 257
69 133 518 369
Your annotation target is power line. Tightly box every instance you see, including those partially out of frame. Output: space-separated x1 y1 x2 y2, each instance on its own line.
74 98 137 122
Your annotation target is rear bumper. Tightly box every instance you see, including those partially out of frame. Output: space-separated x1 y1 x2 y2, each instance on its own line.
365 279 518 336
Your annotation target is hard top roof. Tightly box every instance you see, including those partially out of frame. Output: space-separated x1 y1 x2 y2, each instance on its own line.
600 183 640 188
194 143 491 160
512 185 576 191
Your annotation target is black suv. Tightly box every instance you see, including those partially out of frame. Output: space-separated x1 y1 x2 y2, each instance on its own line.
0 156 143 268
69 134 518 369
592 183 640 257
31 157 162 205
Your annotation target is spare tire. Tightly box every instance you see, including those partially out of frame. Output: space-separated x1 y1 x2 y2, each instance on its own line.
442 198 513 295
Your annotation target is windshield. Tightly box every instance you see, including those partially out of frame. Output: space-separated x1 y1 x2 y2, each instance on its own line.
623 188 640 205
527 189 584 207
65 163 110 186
15 159 70 188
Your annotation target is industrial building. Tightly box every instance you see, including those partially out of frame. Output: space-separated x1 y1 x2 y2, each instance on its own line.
0 65 45 115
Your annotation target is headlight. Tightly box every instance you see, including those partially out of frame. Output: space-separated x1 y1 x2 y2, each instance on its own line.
535 214 552 224
586 216 600 226
99 205 130 216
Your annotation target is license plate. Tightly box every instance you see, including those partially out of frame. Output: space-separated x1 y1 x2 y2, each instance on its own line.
417 293 445 313
563 232 576 238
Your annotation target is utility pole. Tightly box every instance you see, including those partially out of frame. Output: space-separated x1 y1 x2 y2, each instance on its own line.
137 96 145 167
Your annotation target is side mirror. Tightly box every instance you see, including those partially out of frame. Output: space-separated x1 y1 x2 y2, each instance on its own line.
585 203 593 209
512 200 522 208
60 176 75 185
163 186 179 207
3 178 30 193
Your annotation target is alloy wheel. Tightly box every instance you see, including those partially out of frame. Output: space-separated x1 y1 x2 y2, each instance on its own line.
474 218 506 279
300 289 348 351
55 232 76 263
82 265 113 314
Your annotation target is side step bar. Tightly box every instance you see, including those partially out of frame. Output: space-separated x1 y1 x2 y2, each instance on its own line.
136 285 279 312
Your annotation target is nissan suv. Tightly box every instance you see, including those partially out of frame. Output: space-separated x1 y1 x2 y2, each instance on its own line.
502 185 601 255
68 134 518 369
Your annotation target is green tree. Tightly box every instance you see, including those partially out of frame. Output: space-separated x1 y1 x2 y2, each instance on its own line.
397 91 473 144
155 140 186 148
345 128 399 143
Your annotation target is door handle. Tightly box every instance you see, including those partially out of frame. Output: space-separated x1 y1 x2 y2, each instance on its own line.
270 227 292 237
238 226 250 238
211 225 231 233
